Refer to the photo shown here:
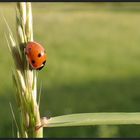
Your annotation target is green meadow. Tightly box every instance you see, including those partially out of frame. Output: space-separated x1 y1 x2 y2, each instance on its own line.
1 2 140 137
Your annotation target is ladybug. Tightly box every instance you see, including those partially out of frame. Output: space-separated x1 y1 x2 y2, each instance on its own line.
25 41 47 70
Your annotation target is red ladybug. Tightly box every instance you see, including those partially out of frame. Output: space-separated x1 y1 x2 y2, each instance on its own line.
25 41 47 70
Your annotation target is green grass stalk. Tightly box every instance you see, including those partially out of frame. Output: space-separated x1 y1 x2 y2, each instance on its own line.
6 2 43 138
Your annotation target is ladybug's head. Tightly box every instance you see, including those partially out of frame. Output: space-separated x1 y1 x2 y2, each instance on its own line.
36 60 46 70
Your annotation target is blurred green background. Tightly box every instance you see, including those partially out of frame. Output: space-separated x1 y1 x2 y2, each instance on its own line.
1 2 140 138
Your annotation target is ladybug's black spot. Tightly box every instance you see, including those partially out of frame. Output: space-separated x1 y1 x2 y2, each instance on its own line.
38 53 42 57
42 60 46 65
32 60 35 64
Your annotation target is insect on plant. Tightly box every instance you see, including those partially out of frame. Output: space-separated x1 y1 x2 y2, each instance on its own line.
4 2 140 138
25 41 47 70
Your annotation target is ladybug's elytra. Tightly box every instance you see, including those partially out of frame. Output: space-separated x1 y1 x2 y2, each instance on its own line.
25 41 47 70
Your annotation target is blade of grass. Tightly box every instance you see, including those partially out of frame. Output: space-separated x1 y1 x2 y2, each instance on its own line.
38 81 42 108
9 102 20 134
12 117 15 137
42 113 140 128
